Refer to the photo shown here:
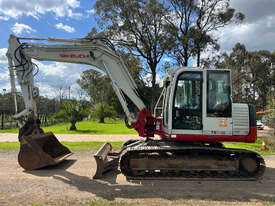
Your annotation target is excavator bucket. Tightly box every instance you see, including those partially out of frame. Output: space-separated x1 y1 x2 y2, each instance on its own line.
18 132 72 170
93 143 120 179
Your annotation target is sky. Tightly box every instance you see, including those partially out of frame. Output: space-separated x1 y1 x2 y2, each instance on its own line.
0 0 275 99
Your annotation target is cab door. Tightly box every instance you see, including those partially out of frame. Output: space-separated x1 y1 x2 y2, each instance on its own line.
203 70 232 135
171 71 203 134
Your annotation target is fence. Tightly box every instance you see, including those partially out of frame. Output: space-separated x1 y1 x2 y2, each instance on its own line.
0 111 60 129
0 110 15 129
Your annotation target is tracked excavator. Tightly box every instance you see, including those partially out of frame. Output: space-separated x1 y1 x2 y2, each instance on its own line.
6 34 265 180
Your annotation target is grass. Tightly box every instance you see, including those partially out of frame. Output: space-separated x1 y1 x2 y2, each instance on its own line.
0 141 124 152
31 203 43 206
63 141 123 151
225 136 275 156
0 136 274 156
0 142 19 150
0 119 137 135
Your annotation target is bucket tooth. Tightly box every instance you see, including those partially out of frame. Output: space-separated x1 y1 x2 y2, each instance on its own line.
18 132 72 170
93 143 119 179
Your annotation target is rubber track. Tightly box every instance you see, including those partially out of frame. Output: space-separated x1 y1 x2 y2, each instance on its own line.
120 145 266 181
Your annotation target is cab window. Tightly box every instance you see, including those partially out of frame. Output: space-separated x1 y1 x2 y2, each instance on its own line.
163 86 171 127
173 72 202 130
207 71 231 117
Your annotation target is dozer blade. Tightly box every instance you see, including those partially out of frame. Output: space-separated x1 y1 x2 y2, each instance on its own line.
93 143 119 179
18 132 73 170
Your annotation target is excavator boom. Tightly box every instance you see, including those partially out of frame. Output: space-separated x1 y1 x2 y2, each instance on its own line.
6 34 155 174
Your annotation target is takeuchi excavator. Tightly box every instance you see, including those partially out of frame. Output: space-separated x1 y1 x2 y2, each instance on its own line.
6 34 265 180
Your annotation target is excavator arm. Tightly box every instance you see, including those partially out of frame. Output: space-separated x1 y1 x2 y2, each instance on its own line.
7 35 160 137
6 35 161 175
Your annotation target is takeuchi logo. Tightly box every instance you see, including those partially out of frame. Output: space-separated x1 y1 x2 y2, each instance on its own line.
59 54 90 58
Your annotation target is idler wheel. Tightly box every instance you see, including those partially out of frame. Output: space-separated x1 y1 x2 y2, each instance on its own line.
240 156 258 175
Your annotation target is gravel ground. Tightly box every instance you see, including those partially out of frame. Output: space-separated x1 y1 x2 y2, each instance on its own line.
0 151 275 206
0 133 139 142
0 128 274 205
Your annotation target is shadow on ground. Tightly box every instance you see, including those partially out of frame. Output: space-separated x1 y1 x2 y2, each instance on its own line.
25 158 275 203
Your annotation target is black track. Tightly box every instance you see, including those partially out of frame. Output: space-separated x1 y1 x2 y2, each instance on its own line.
120 144 265 181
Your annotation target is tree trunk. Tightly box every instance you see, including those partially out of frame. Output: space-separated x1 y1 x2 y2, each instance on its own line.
184 46 188 66
197 49 201 67
1 112 4 130
150 67 158 113
99 117 105 123
69 121 77 130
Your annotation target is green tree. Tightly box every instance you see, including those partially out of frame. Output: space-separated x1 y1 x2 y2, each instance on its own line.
265 100 275 151
36 96 60 115
216 43 274 110
164 0 197 66
266 100 275 136
77 50 151 115
52 101 88 130
246 51 272 109
91 103 117 123
166 0 244 67
94 0 171 108
194 0 244 66
217 43 249 103
77 70 109 105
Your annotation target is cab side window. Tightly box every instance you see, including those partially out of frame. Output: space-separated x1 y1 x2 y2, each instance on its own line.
173 72 202 130
207 71 231 117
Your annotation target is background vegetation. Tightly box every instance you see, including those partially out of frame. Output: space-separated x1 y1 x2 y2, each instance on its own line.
0 0 274 133
0 119 137 134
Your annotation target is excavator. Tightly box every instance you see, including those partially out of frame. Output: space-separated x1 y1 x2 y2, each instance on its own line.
6 34 265 180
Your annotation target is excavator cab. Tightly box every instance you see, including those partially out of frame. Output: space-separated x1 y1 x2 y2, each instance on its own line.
17 119 72 170
160 69 233 138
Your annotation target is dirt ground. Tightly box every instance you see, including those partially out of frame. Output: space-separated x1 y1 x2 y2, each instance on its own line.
0 150 275 206
0 128 275 206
